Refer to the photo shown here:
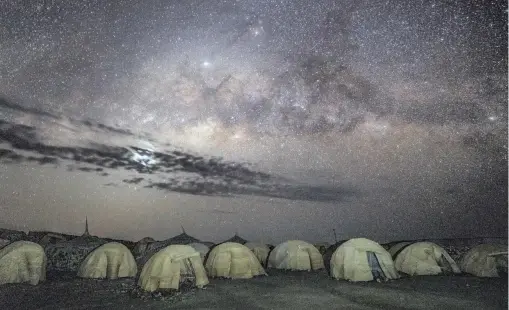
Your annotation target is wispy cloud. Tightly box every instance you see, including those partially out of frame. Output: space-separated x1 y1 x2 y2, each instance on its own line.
0 97 357 202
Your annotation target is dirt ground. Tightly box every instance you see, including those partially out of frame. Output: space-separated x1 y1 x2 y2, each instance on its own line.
0 269 506 310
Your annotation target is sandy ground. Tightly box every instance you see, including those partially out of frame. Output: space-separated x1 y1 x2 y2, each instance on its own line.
0 269 506 310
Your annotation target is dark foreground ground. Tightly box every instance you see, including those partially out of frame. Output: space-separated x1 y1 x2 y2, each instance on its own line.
0 269 507 310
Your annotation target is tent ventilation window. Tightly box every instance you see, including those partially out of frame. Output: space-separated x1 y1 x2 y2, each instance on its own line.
366 251 386 282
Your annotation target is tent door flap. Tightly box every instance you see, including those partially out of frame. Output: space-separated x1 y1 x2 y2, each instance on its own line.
367 251 386 282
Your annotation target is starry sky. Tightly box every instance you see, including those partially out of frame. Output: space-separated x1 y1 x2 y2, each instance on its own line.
0 0 507 244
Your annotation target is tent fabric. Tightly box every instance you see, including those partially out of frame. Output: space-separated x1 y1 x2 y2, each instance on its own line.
244 242 271 266
187 243 210 262
330 238 399 282
138 245 209 292
460 244 508 277
394 242 461 276
77 242 137 279
268 240 324 271
388 242 413 259
205 242 266 279
367 251 385 280
0 241 47 285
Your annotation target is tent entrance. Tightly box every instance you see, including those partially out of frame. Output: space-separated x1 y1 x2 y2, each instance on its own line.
180 258 196 289
495 255 508 275
366 251 387 282
304 248 312 270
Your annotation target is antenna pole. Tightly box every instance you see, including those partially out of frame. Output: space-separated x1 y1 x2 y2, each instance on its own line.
83 216 90 236
333 228 337 243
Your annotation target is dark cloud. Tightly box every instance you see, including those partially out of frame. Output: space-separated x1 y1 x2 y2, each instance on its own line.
0 98 357 202
0 97 58 120
77 167 104 172
122 177 144 184
0 148 58 165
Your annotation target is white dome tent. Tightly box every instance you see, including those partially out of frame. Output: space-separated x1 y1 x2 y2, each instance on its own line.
393 242 461 276
138 245 209 292
0 241 47 286
205 242 266 279
460 244 508 277
330 238 399 282
268 240 324 271
77 242 138 280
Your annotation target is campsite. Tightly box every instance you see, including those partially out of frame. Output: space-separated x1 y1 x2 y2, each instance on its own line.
0 227 506 309
1 1 507 309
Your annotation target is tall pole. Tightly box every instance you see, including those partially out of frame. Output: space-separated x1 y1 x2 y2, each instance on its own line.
83 216 90 236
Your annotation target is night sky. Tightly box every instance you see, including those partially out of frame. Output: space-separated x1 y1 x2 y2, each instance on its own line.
0 0 507 244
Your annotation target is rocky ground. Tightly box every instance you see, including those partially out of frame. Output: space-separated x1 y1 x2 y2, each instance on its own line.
0 269 506 310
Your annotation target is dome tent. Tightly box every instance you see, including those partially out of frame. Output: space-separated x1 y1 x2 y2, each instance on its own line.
0 241 47 285
137 228 203 270
138 245 208 292
393 242 461 276
187 242 210 262
77 242 137 279
460 244 508 277
244 242 271 266
205 242 266 279
268 240 324 271
330 238 399 282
